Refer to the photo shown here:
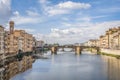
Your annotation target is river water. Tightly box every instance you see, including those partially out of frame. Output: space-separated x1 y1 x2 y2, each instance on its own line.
11 51 120 80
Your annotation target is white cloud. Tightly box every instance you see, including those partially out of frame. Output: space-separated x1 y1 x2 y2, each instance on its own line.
10 15 40 25
0 0 11 24
13 11 20 17
45 1 91 16
0 0 11 12
34 20 120 44
24 28 36 33
10 11 41 25
33 33 46 40
4 23 36 33
38 0 47 4
38 0 50 8
16 27 36 33
76 17 91 22
99 7 120 13
91 15 108 19
62 17 69 21
76 15 108 22
57 1 91 10
47 9 69 15
26 10 40 16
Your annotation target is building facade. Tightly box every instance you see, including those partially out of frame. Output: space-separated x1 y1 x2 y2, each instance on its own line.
5 21 16 57
112 27 120 49
85 26 120 50
84 39 100 47
99 35 109 49
0 25 5 62
13 30 34 53
4 21 35 58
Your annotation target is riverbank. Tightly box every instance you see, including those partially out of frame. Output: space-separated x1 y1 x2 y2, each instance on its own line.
32 54 49 59
98 49 120 59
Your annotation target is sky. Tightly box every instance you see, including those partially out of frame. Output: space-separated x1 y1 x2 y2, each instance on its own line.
0 0 120 44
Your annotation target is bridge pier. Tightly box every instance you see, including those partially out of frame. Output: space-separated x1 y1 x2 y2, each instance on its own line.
51 46 57 54
62 47 64 51
75 46 81 55
96 47 100 54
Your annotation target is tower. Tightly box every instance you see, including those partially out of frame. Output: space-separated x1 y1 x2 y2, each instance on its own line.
9 21 14 34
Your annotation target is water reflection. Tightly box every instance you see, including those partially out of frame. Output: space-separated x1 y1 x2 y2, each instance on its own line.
0 56 34 80
102 56 120 80
1 52 120 80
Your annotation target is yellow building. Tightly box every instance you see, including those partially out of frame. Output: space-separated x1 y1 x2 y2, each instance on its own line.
4 31 9 57
5 21 35 57
13 29 34 53
109 28 117 49
112 27 120 49
5 21 16 57
99 27 120 49
24 33 34 52
83 26 120 50
99 35 108 48
13 30 26 53
105 27 119 49
87 39 99 47
0 25 5 62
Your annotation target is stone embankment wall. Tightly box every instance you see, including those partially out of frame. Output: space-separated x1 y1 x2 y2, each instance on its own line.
101 49 120 55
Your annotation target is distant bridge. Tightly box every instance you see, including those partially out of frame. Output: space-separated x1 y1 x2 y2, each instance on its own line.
33 45 100 55
50 45 100 55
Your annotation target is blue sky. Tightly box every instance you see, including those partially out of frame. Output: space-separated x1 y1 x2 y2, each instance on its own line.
0 0 120 44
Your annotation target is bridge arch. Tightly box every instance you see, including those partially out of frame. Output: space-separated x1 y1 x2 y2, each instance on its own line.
51 46 100 55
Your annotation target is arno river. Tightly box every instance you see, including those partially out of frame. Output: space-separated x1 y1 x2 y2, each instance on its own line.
10 50 120 80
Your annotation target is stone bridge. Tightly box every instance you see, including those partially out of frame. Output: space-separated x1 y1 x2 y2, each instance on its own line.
51 46 100 55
